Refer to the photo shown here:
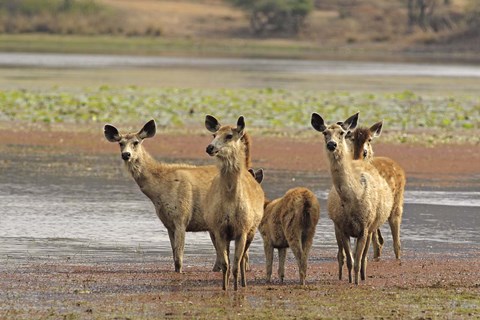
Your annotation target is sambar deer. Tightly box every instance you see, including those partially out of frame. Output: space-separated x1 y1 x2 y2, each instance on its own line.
311 112 393 285
348 121 406 260
249 169 320 285
104 119 221 273
204 115 264 291
259 187 320 285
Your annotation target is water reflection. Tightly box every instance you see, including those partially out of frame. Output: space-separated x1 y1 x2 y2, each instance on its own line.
1 169 478 263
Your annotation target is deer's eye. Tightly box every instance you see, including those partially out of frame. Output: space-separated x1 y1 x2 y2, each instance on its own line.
133 141 139 146
225 134 233 140
340 131 344 136
119 142 125 147
212 134 216 138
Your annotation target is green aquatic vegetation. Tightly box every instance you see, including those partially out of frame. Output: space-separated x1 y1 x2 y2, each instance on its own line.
0 87 478 137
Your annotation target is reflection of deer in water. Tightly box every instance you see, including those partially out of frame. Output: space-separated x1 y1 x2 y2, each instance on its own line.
311 112 393 285
204 115 264 291
104 120 221 273
347 122 406 260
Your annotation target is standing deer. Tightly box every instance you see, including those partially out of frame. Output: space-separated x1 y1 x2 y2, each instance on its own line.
311 112 393 285
259 187 320 285
204 115 264 291
104 119 221 273
348 122 406 260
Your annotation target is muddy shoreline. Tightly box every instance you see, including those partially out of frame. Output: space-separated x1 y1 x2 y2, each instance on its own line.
1 123 480 187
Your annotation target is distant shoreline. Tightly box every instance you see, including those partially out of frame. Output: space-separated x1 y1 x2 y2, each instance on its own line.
1 34 479 64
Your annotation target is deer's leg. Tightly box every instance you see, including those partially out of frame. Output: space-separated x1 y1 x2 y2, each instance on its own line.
172 228 186 273
214 235 229 291
241 234 253 287
389 206 403 260
166 229 181 273
209 232 222 272
244 249 250 272
360 232 372 281
353 230 368 285
372 229 384 260
290 239 306 285
278 247 287 283
263 241 274 283
232 234 247 291
342 235 353 284
299 228 314 286
334 227 346 281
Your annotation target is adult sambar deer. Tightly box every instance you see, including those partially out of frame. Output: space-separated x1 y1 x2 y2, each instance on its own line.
104 119 220 273
348 121 406 260
204 115 264 291
311 112 393 285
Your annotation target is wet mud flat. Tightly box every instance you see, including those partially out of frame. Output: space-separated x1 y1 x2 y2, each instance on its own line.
1 128 480 318
1 252 479 319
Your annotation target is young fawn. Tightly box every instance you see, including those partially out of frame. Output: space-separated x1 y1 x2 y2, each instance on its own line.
259 186 320 285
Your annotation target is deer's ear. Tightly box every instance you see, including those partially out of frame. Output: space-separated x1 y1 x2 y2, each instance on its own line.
248 168 264 184
311 113 326 132
104 124 121 142
370 121 383 138
254 168 264 184
341 112 359 131
138 119 156 139
236 116 245 136
205 115 220 133
345 130 354 140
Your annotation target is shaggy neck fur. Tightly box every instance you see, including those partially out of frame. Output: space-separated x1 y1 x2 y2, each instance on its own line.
327 139 364 203
215 138 248 194
125 146 162 187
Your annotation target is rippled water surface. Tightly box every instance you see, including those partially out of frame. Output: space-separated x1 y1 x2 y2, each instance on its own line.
1 165 479 264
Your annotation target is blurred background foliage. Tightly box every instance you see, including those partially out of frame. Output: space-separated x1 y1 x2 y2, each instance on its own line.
0 0 478 48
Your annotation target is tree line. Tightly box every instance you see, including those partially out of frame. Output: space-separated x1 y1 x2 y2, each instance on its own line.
227 0 480 36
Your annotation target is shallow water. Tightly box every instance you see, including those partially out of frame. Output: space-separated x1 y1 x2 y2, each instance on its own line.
1 52 480 78
1 162 479 265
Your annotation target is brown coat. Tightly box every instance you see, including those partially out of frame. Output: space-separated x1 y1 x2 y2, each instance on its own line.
259 187 320 285
350 124 406 259
312 112 394 285
104 120 219 273
204 115 264 291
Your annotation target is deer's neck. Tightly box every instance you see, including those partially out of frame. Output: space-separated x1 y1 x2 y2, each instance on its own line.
126 148 163 188
328 144 362 202
216 145 245 193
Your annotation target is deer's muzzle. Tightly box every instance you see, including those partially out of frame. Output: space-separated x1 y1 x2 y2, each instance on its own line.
122 152 131 161
206 144 216 156
326 141 337 151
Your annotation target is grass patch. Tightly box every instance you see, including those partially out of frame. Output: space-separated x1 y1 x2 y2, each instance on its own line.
0 86 478 144
0 33 345 59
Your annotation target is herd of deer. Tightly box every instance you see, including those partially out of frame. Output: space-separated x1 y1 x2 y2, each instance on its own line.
104 112 406 290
